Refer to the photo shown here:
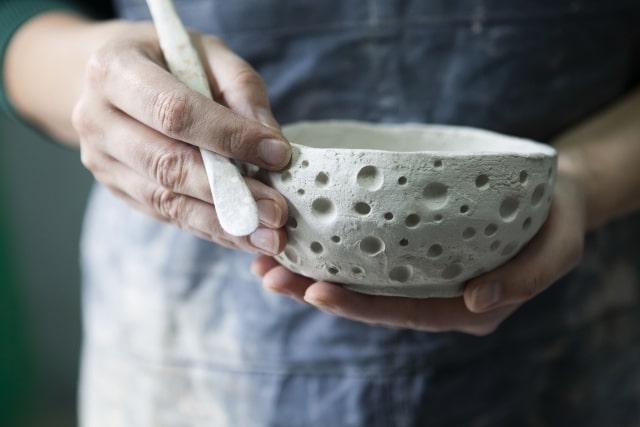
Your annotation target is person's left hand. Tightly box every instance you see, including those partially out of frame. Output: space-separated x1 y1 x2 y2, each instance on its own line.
252 157 586 335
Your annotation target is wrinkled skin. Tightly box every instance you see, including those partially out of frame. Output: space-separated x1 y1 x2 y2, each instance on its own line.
70 22 291 254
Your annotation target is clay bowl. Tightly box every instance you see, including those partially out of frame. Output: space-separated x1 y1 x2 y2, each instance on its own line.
260 120 557 298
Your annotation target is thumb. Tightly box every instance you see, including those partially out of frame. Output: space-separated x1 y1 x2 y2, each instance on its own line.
463 176 586 313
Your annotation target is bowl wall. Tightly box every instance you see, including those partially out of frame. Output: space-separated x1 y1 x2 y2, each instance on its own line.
261 121 557 298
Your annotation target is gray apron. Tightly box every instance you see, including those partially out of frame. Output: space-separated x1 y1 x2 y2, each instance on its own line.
80 1 640 425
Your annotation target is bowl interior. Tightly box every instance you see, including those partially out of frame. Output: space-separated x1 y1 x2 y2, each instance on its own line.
283 120 556 156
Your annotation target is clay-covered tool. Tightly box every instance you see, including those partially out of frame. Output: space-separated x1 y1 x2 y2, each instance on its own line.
146 0 259 236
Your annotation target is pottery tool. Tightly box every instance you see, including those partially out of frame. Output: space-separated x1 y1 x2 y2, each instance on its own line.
145 0 259 236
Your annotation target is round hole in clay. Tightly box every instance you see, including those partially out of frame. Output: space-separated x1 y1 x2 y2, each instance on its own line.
354 202 372 215
490 240 501 251
397 176 408 185
499 196 520 222
502 241 519 257
519 170 529 185
283 247 299 264
460 205 470 215
330 235 342 243
301 160 309 168
484 223 498 237
404 214 421 228
427 244 443 258
359 236 385 256
297 189 305 196
389 265 413 283
531 184 547 207
384 212 394 221
315 172 329 188
310 241 324 254
399 238 409 247
475 174 489 190
327 266 339 275
351 266 365 275
281 171 292 183
442 262 464 280
462 227 476 240
522 217 532 231
357 165 384 191
287 217 298 229
433 214 444 223
311 197 337 223
434 159 443 169
423 182 449 209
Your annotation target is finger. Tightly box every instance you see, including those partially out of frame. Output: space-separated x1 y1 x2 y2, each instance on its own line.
86 107 212 201
87 43 290 169
90 152 286 255
250 255 281 277
261 264 315 304
464 179 585 313
198 36 280 130
78 107 288 229
89 152 219 233
304 282 519 335
106 185 223 243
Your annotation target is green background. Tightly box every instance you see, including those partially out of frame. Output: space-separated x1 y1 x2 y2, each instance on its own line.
0 116 92 427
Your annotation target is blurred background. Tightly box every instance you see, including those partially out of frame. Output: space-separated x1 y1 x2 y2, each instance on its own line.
0 115 92 427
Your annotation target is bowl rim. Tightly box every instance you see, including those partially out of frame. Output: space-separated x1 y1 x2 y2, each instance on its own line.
282 120 558 157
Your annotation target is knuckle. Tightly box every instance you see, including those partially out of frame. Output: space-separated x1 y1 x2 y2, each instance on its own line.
231 67 266 91
79 147 97 171
521 272 547 301
71 102 90 135
152 149 189 191
206 35 227 49
401 301 435 332
85 50 110 88
218 124 252 159
152 90 191 137
151 187 185 223
71 97 100 138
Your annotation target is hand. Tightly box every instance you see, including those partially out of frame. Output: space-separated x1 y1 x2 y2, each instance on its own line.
252 158 586 335
72 21 290 254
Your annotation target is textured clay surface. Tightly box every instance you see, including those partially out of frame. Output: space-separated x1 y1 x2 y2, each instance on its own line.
261 121 557 298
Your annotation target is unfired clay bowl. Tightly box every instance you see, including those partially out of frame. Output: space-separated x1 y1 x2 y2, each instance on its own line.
260 120 557 298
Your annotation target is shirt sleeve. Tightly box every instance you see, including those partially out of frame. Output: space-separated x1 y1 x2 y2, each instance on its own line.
0 0 114 121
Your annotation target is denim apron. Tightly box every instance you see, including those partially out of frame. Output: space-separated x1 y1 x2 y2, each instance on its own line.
80 1 640 426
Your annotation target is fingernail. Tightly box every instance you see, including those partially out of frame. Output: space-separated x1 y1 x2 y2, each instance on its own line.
249 228 279 255
259 138 290 168
304 294 327 308
256 199 282 227
304 291 336 312
264 283 290 296
250 263 262 277
472 281 502 310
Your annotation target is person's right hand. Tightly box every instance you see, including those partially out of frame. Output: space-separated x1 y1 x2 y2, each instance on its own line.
71 21 290 255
